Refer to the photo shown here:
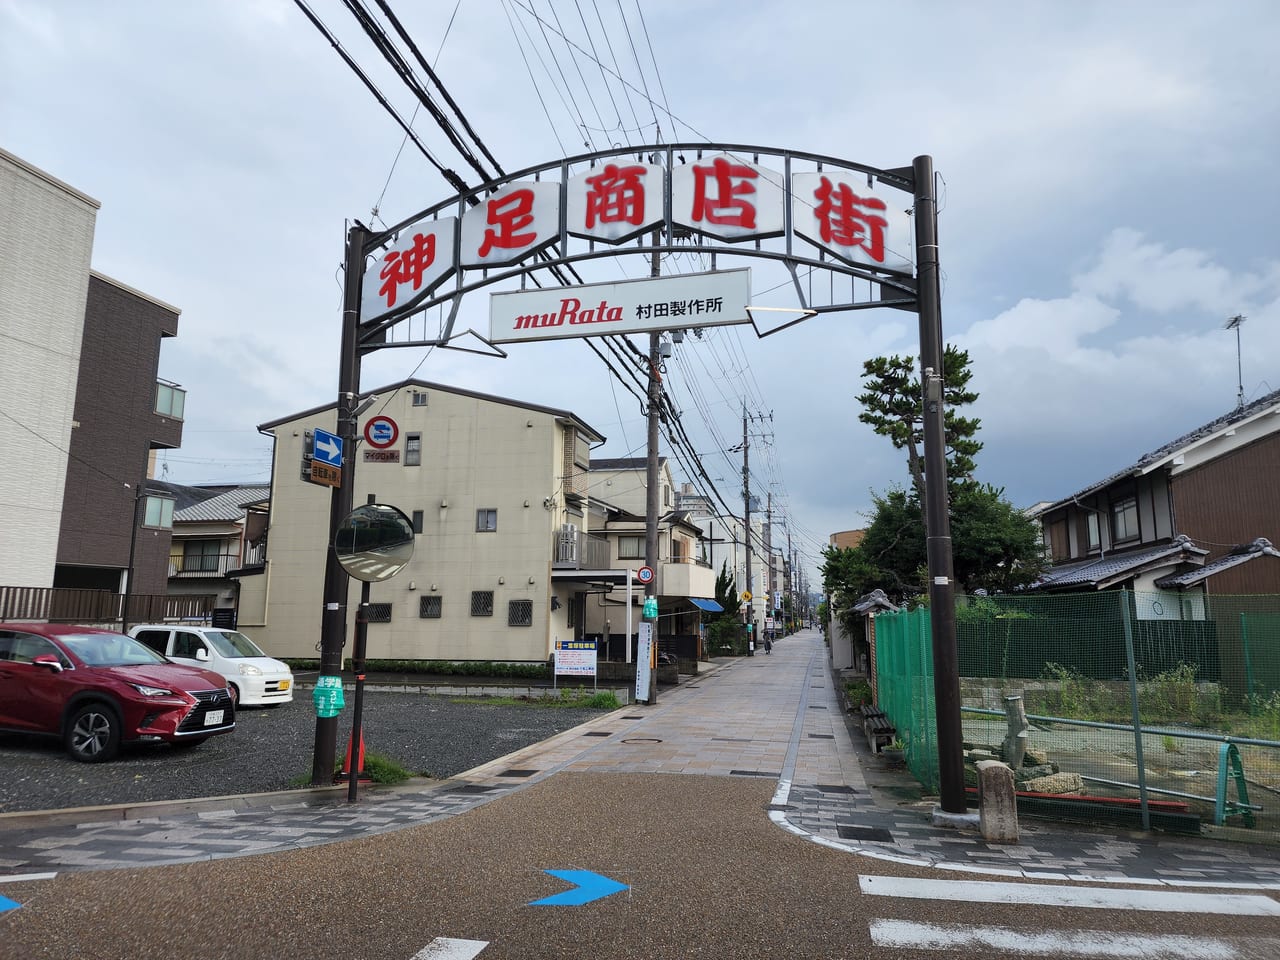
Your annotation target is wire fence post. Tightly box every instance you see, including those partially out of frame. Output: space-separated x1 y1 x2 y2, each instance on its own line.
1120 589 1151 831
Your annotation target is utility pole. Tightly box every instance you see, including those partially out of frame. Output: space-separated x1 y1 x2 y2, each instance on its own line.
913 155 965 816
311 221 367 786
642 236 661 704
765 493 773 622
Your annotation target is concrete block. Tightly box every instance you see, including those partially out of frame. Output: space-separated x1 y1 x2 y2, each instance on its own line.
976 759 1019 844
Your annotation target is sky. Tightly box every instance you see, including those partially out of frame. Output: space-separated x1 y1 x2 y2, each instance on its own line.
4 1 1278 588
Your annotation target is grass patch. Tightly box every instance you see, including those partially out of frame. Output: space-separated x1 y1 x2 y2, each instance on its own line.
288 750 424 788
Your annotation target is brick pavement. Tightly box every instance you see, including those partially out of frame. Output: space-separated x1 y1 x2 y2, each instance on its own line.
1 629 1277 887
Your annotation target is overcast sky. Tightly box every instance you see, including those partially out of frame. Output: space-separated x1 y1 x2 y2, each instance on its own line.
4 1 1278 585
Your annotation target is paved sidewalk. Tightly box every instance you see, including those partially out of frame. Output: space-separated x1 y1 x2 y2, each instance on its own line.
1 630 1277 887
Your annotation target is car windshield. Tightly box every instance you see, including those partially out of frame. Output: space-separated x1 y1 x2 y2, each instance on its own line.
60 632 169 667
204 630 266 659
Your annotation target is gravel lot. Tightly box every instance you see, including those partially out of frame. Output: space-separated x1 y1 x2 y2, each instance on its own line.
0 690 605 814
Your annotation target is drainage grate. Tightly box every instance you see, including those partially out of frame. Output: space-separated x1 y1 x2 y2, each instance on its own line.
712 737 752 743
807 733 835 739
730 769 782 778
815 784 856 794
837 825 894 843
622 715 644 720
446 784 498 794
807 705 827 710
582 731 611 737
498 769 538 778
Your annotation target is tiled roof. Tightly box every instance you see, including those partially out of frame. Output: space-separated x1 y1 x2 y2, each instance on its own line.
853 589 898 613
1044 387 1280 512
1032 535 1207 591
173 484 271 523
1155 538 1280 589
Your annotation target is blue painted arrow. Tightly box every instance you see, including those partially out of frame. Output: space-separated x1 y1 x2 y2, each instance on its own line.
0 894 19 914
529 869 628 906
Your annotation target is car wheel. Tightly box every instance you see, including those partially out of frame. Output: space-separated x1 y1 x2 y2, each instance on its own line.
65 702 121 763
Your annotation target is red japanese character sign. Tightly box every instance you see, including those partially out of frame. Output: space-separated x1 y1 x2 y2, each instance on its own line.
461 181 561 268
791 173 912 274
671 153 784 242
566 162 663 243
361 217 457 323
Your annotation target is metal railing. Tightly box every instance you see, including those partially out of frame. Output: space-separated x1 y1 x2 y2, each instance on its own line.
0 586 216 624
552 530 610 569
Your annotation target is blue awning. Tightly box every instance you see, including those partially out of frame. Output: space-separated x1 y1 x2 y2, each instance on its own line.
690 598 724 613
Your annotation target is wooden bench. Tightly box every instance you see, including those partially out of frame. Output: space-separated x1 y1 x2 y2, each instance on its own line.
858 705 896 753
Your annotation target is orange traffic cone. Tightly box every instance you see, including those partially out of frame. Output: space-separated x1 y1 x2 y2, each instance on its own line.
335 732 372 783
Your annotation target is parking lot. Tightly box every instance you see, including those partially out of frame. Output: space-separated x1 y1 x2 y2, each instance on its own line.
0 690 603 814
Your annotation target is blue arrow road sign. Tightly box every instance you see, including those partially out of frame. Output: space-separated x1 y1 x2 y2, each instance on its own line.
529 869 628 906
313 428 342 466
0 894 18 914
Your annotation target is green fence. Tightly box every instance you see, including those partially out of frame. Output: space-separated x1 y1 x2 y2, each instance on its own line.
873 591 1280 841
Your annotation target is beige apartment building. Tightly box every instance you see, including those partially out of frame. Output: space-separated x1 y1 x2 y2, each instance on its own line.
237 379 606 663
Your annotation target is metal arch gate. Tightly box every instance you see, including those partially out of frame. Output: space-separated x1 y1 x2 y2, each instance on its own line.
312 145 967 815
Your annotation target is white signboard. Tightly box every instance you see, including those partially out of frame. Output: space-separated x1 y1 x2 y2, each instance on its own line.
490 269 750 344
635 622 654 703
554 640 598 677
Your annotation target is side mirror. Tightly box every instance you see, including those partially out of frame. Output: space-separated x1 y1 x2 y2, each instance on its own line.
196 648 210 662
32 653 63 673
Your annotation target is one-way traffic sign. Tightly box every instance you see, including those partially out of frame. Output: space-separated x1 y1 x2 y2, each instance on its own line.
313 428 342 466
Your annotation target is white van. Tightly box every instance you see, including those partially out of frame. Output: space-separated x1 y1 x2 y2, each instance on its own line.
128 624 293 707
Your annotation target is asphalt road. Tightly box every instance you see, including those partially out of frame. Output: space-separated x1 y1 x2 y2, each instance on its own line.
0 691 603 814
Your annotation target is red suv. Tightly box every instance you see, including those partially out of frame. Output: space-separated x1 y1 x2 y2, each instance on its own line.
0 623 235 763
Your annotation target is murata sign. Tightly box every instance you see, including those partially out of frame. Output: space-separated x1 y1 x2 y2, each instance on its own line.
489 269 750 344
361 152 912 327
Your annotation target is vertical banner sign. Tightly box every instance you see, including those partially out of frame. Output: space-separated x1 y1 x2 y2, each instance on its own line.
635 622 654 703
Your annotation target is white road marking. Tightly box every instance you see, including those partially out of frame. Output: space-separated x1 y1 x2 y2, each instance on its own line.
0 872 57 884
868 919 1259 959
411 937 489 959
859 875 1280 915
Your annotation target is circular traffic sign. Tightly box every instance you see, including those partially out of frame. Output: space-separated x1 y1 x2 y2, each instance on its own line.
636 565 654 584
741 590 752 601
364 415 399 449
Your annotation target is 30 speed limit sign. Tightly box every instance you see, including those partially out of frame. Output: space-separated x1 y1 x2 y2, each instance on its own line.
636 566 655 584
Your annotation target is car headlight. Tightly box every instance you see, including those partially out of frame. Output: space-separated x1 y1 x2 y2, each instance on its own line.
129 683 175 697
239 663 263 676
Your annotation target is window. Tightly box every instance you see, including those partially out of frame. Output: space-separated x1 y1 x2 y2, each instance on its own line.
476 509 497 532
132 629 170 654
618 535 643 559
470 591 494 616
1111 495 1139 543
365 603 392 623
412 510 424 534
143 495 175 529
155 381 186 420
405 432 422 467
508 599 533 626
1086 513 1101 552
412 390 429 406
419 595 442 618
173 631 205 658
1048 518 1070 561
184 540 221 573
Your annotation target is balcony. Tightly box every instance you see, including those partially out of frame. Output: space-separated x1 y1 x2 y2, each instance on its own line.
659 557 716 599
169 547 261 579
552 530 611 570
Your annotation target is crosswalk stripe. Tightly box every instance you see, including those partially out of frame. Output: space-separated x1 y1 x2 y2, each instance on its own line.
859 875 1280 915
410 937 488 959
868 919 1256 959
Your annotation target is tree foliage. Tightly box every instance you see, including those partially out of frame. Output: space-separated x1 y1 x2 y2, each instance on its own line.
856 344 982 499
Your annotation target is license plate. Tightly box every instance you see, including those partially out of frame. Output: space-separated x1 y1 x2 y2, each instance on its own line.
278 679 290 691
204 709 225 726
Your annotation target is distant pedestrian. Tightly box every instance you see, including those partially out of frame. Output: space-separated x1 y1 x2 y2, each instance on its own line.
764 637 772 655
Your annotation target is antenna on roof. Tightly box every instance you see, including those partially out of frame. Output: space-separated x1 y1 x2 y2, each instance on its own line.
1224 314 1247 410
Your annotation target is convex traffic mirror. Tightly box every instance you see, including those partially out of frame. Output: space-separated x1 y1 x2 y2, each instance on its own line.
334 503 415 582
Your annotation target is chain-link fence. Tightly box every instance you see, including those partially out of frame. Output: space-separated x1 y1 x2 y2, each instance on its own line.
873 591 1280 842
